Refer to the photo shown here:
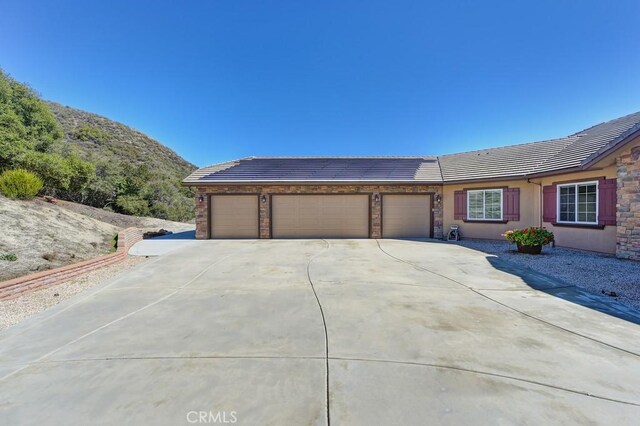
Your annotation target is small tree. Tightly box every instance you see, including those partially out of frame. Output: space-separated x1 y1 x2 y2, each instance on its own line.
0 168 43 199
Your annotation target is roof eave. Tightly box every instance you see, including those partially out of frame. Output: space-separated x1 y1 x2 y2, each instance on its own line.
441 174 529 185
441 165 589 184
580 126 640 169
182 179 443 186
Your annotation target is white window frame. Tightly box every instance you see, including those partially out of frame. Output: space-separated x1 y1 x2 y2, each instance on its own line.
556 181 599 225
467 188 503 221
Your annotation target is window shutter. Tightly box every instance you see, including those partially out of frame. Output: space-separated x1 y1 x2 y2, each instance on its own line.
598 178 617 226
503 188 520 221
454 190 467 220
542 185 557 223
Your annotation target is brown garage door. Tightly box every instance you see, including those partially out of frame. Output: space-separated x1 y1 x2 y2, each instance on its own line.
272 195 369 238
382 194 431 238
210 195 259 238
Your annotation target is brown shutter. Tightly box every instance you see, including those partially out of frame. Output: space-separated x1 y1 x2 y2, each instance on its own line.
503 188 520 221
454 190 467 220
598 178 617 226
542 185 557 223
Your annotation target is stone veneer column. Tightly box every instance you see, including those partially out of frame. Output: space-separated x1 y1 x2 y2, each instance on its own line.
259 192 271 238
616 145 640 260
195 187 208 240
432 187 444 239
371 192 382 238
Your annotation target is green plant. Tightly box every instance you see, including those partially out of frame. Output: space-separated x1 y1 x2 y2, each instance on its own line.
0 168 43 199
0 253 18 261
116 194 150 216
73 125 112 144
502 227 555 247
0 68 196 221
111 234 118 252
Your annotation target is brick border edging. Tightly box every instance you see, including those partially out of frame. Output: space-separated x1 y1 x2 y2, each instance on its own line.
0 228 143 300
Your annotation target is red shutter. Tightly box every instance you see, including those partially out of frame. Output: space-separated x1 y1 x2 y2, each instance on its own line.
454 190 467 220
503 188 520 221
598 178 617 226
542 185 557 223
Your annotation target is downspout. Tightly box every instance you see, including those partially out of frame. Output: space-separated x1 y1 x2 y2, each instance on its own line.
527 178 543 228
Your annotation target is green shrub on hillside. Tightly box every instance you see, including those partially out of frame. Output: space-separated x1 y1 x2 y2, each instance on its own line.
0 69 95 199
73 125 112 144
0 68 196 222
116 194 151 216
0 72 62 168
0 253 18 262
0 169 43 199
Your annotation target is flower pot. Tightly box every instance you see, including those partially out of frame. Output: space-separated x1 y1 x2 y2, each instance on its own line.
516 243 542 254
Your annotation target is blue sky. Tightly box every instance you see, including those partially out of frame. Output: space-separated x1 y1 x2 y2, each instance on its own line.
1 1 639 167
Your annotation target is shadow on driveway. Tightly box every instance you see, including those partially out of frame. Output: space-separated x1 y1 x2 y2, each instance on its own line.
150 230 195 240
485 256 640 325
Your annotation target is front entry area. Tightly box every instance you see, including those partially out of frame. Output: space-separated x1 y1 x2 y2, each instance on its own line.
382 194 431 238
272 194 369 238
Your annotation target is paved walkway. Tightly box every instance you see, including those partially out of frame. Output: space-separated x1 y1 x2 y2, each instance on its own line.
1 239 639 425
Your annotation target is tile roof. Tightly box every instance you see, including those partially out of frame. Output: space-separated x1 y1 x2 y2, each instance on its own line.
183 157 443 184
436 110 640 182
184 111 640 185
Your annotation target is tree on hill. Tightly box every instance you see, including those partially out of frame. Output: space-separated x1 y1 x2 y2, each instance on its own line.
0 69 195 221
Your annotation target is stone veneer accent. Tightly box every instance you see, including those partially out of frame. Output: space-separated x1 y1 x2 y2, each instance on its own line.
195 184 443 240
617 145 640 260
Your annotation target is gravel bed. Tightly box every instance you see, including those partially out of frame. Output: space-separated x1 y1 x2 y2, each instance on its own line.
0 256 147 331
455 239 640 311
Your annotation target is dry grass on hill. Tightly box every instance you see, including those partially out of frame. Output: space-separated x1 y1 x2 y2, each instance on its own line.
0 195 193 281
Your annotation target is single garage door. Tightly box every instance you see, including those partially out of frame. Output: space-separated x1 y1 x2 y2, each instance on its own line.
382 194 431 238
272 195 369 238
210 195 259 238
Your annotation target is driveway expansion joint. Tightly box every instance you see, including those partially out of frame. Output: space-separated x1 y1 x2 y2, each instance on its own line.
306 239 332 426
0 245 258 383
329 356 640 407
375 240 640 359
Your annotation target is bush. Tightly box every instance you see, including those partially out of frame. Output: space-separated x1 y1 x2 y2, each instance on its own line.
0 253 18 261
15 150 95 197
73 125 112 144
15 151 72 193
502 227 554 246
0 169 43 199
116 194 150 216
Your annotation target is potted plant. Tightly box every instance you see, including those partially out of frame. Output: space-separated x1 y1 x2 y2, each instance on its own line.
502 227 554 254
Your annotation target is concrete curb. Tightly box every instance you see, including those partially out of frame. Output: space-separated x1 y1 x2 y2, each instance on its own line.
0 228 143 300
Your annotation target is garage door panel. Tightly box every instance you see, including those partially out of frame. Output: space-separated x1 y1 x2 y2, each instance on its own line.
273 195 369 238
210 195 259 239
382 195 431 238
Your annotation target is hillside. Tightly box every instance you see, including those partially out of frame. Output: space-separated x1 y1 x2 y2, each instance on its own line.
0 194 193 281
47 101 195 189
0 69 197 222
47 101 197 221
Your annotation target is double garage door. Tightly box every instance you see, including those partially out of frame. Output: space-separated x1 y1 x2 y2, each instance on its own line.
208 194 430 239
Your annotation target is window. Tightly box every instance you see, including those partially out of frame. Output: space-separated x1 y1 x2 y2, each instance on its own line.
467 189 503 220
557 181 598 224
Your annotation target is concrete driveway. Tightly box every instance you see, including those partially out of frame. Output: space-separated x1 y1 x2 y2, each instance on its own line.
1 239 640 425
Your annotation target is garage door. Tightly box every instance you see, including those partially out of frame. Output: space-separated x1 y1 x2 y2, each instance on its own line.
382 194 431 238
210 195 259 238
272 195 369 238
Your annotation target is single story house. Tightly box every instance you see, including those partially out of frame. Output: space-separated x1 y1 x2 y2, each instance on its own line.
183 111 640 260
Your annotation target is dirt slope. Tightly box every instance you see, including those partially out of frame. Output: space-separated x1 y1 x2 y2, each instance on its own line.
0 196 193 281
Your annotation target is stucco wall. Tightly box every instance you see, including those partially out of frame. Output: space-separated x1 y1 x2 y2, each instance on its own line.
442 179 539 240
536 165 617 254
441 168 619 254
195 184 443 240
